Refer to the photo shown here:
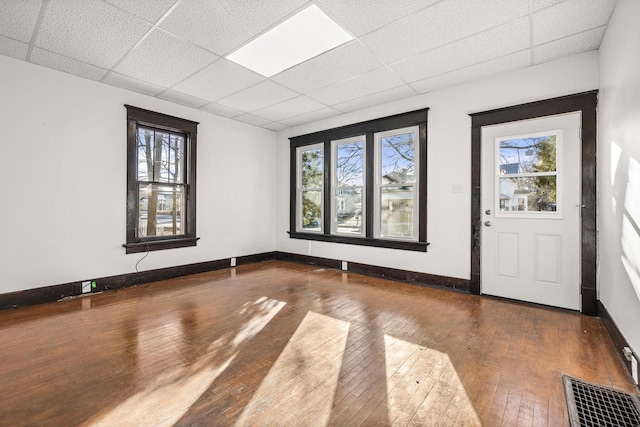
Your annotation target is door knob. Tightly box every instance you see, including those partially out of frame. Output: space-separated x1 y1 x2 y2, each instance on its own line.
484 221 491 227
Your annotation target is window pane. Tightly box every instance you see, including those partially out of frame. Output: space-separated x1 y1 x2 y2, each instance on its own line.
381 132 415 183
499 134 557 175
380 186 414 238
336 141 363 186
301 148 323 188
335 188 362 235
301 190 322 231
160 133 184 183
138 184 184 237
137 128 154 181
498 176 557 212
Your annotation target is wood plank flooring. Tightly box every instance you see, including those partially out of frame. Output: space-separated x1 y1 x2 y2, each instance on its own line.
0 261 635 426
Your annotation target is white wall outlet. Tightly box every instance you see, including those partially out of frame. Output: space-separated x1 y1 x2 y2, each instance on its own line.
633 354 639 385
452 183 463 193
342 261 348 271
230 257 237 267
81 281 91 294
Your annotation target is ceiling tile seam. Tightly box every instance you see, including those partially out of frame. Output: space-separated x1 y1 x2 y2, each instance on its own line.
385 14 531 71
251 100 332 123
213 80 306 113
26 45 110 74
532 25 608 49
197 103 243 118
347 38 419 97
534 0 574 13
25 0 50 62
329 0 451 40
409 48 531 85
528 0 534 65
320 81 411 114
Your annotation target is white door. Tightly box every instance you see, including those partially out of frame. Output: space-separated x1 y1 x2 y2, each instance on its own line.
481 112 582 310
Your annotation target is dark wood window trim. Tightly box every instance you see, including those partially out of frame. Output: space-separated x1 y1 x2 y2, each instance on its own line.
289 109 429 252
469 91 598 315
124 105 199 254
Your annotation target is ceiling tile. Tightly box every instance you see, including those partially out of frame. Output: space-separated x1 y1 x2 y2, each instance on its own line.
30 47 108 81
0 0 42 42
533 0 615 45
159 0 307 55
390 17 529 83
102 72 166 96
173 58 265 102
410 50 530 93
306 67 406 106
534 26 606 64
253 96 327 122
333 85 416 113
156 89 209 108
360 0 529 63
280 107 342 127
104 0 177 23
271 41 383 93
316 0 440 36
234 114 272 127
216 80 298 112
199 103 243 118
0 35 29 60
114 28 217 88
36 0 152 69
263 122 289 132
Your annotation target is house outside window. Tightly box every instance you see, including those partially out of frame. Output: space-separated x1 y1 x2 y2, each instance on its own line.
124 105 198 254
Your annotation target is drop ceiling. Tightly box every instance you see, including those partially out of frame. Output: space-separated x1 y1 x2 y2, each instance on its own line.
0 0 615 131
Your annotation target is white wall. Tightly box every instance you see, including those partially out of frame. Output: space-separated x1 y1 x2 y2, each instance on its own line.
275 52 599 280
598 0 640 353
0 55 276 294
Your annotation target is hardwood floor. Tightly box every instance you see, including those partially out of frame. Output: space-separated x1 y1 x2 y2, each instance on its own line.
0 261 635 426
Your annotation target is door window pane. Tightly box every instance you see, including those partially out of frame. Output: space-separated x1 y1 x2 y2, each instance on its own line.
380 186 414 238
498 176 557 212
499 135 557 174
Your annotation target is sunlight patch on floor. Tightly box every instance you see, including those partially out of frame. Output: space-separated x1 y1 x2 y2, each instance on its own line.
234 311 350 426
87 297 285 426
384 335 481 426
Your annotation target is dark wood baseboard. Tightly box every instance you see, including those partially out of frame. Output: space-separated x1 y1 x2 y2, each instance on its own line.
274 252 470 293
0 252 276 311
598 300 636 382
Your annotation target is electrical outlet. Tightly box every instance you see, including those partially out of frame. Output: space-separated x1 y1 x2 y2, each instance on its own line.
633 355 639 385
231 257 237 267
342 261 348 271
81 281 91 294
452 183 463 193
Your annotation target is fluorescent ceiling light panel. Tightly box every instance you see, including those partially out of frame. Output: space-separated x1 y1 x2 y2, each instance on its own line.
226 4 353 77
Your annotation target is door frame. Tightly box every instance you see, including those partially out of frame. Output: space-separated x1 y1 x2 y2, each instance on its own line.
469 91 598 315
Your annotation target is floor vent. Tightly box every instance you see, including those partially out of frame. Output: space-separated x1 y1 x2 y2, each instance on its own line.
563 375 640 426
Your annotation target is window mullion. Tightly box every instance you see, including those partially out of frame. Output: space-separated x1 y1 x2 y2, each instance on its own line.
365 131 374 239
323 141 331 235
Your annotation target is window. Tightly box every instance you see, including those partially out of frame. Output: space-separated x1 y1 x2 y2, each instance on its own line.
289 109 428 251
124 105 198 254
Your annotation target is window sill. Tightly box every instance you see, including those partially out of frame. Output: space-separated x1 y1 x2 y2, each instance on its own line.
123 237 199 254
288 231 429 252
